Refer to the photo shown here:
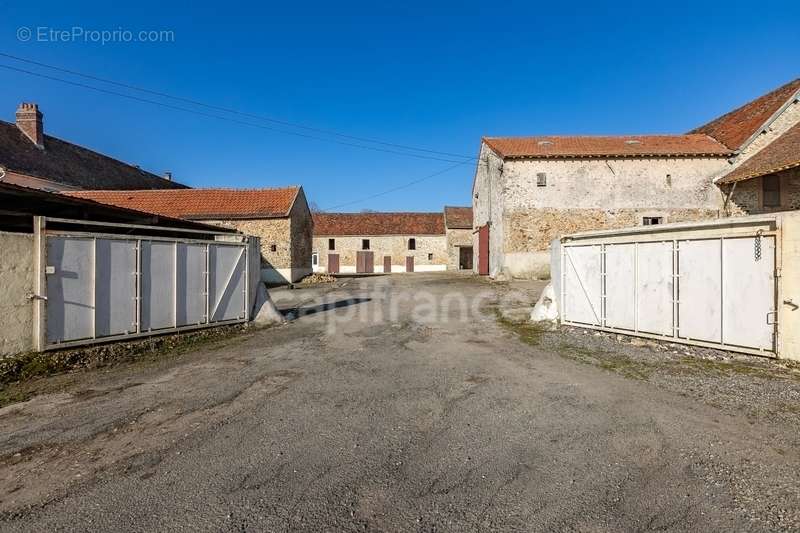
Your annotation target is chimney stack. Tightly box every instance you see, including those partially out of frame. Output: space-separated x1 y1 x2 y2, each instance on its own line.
164 171 172 181
16 103 44 149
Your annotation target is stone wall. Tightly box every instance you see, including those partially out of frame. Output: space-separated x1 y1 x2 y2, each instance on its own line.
726 168 800 215
313 234 448 272
0 232 34 357
472 143 506 276
207 218 292 270
289 190 313 276
445 228 473 270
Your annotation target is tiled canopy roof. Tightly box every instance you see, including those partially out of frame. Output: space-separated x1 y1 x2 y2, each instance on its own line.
313 212 445 236
717 122 800 185
443 206 473 229
67 187 300 220
690 79 800 151
0 120 187 190
482 134 730 159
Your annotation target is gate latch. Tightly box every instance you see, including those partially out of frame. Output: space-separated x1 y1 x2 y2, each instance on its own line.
26 292 47 301
784 299 799 311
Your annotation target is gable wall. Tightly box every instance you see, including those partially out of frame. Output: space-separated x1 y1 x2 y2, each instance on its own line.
472 143 506 276
494 154 730 278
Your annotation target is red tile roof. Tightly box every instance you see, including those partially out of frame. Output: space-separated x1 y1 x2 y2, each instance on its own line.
482 134 730 159
690 79 800 151
717 122 800 185
443 206 473 229
313 212 445 236
66 187 300 220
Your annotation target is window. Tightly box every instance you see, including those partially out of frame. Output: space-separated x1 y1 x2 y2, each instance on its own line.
328 238 335 250
536 172 547 187
642 217 663 226
408 238 416 250
427 253 433 261
311 252 319 267
270 244 277 252
362 239 370 250
763 175 781 207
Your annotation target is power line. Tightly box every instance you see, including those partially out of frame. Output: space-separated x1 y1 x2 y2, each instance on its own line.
0 52 476 161
321 160 471 211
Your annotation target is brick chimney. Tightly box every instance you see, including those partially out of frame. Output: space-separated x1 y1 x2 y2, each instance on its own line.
16 103 44 149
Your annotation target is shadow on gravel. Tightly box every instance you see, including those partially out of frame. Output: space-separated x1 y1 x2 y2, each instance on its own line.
282 298 372 320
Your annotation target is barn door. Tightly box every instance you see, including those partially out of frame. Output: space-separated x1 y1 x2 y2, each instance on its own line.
384 255 392 273
328 254 339 274
406 256 414 272
478 225 489 275
356 251 374 273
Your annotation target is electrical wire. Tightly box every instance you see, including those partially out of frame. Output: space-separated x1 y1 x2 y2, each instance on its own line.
0 52 476 161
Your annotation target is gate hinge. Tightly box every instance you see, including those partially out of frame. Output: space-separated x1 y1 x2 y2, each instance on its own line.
26 292 47 301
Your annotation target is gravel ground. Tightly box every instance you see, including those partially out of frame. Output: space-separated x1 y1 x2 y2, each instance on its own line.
1 273 799 531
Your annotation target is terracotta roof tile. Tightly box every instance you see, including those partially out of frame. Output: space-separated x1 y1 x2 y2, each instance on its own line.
0 120 188 190
482 134 730 159
66 187 300 220
717 123 800 184
690 79 800 150
313 212 444 236
443 206 473 229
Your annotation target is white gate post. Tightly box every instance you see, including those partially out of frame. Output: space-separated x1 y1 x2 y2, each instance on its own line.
32 216 47 352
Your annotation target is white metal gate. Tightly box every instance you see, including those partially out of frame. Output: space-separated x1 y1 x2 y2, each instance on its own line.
44 232 249 349
562 234 777 354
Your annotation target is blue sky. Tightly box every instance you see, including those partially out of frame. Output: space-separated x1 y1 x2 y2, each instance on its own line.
0 0 797 212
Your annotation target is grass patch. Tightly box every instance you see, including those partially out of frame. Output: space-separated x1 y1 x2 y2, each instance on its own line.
492 308 548 346
555 342 654 381
0 324 252 409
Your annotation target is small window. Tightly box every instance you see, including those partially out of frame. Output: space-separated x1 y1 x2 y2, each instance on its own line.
536 172 547 187
311 252 319 267
328 238 335 250
763 175 781 207
408 238 416 250
270 244 277 252
427 253 433 261
642 217 663 226
362 239 370 250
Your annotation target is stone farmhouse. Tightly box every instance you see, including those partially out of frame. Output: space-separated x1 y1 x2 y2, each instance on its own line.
444 206 474 271
68 187 313 284
0 102 186 191
473 78 800 279
312 212 450 273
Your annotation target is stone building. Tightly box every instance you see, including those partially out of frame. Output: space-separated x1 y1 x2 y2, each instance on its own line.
443 206 473 271
68 187 313 284
473 78 800 279
312 212 448 273
0 102 187 191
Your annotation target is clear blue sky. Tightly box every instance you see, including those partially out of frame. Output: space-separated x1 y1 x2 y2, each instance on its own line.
0 1 797 212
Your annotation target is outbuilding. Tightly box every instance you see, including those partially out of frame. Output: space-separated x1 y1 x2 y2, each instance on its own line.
68 187 313 284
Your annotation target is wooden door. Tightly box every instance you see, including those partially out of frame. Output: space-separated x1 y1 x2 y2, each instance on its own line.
406 256 414 273
478 225 489 275
328 254 339 274
357 251 374 273
384 255 392 273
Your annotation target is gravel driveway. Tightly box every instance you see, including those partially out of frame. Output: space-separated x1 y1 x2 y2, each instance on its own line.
1 273 799 531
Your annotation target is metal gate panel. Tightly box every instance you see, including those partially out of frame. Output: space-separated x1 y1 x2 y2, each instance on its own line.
141 241 176 331
46 237 94 343
176 243 207 326
95 239 137 337
563 245 602 326
210 244 246 322
678 239 722 343
604 244 635 330
722 236 776 350
636 242 674 336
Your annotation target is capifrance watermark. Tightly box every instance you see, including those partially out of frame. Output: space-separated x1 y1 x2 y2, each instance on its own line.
17 26 175 45
271 277 534 335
